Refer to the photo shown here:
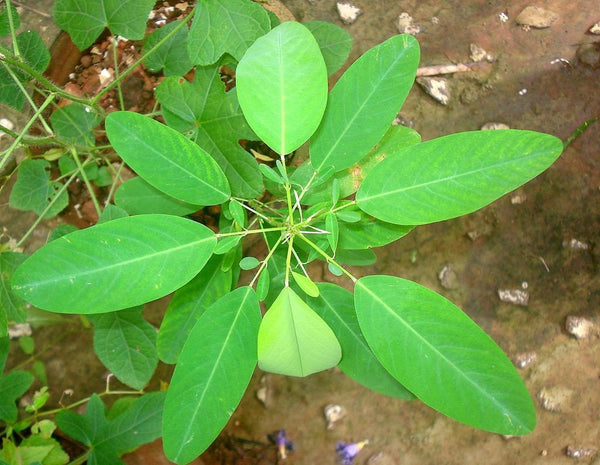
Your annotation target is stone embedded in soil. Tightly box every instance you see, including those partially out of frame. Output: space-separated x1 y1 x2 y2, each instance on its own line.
576 42 600 68
590 22 600 34
324 403 346 430
336 2 363 24
497 287 529 306
537 386 573 412
564 315 598 340
481 122 510 130
469 43 488 62
565 446 598 459
396 12 423 35
512 351 537 369
416 77 450 105
510 192 527 204
563 238 589 250
438 264 459 289
515 6 559 28
0 117 14 138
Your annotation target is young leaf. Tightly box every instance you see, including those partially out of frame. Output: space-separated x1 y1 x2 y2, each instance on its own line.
325 213 339 252
256 267 270 301
305 20 353 76
337 210 413 250
50 103 101 147
355 275 536 435
357 130 564 225
259 163 284 184
291 271 319 298
237 21 328 155
214 235 242 255
9 159 68 218
310 34 420 175
157 255 232 364
307 283 413 399
143 20 193 76
258 286 341 376
163 287 261 464
106 111 231 205
228 201 247 228
114 176 203 216
89 307 158 390
188 0 271 65
239 256 260 270
156 67 263 198
0 370 34 422
12 215 217 314
53 0 155 50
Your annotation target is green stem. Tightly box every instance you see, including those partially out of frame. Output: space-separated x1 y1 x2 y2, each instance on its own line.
111 36 126 111
297 233 358 283
70 147 102 216
284 233 294 287
5 0 20 57
249 232 284 288
215 226 286 238
563 115 599 148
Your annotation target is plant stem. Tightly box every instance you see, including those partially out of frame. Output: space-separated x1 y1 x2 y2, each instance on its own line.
563 115 599 148
215 226 285 238
5 0 20 57
70 147 102 217
297 233 358 283
249 232 284 288
111 36 126 111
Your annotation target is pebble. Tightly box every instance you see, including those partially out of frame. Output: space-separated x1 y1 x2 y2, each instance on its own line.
563 238 589 250
469 43 495 62
498 284 529 306
416 77 450 105
0 117 14 138
566 446 597 459
481 122 510 130
8 323 32 339
255 375 271 407
438 264 459 289
537 386 573 412
324 403 346 430
515 6 559 28
589 22 600 34
512 351 537 369
336 2 362 24
396 13 423 35
565 315 598 340
510 192 527 204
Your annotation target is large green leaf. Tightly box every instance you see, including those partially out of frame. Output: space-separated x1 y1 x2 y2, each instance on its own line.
258 286 341 377
89 307 158 390
157 255 233 364
143 20 193 76
0 370 34 422
357 130 564 225
53 0 155 50
56 392 164 464
106 111 231 205
305 21 353 76
156 66 263 198
12 215 216 314
9 159 68 218
355 275 536 434
236 21 328 155
307 283 413 398
310 34 420 175
163 287 261 464
188 0 271 65
50 103 101 147
114 177 203 216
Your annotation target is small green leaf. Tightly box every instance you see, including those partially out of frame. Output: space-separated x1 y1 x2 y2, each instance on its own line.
237 22 328 155
337 211 413 250
163 287 261 463
325 213 339 252
114 176 203 216
259 163 283 184
53 0 155 50
258 287 341 376
89 307 158 390
18 335 34 355
256 268 270 301
291 271 319 298
97 204 129 223
239 256 260 270
214 235 242 255
106 111 231 205
188 0 271 65
12 215 217 314
355 276 536 434
50 103 100 146
305 21 353 76
307 283 413 398
0 370 34 422
328 262 343 277
0 252 28 326
357 130 564 225
143 20 193 76
0 4 20 37
9 159 68 218
228 201 246 228
310 34 420 175
336 209 361 223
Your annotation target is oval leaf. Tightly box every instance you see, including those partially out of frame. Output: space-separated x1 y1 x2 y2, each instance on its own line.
106 111 231 205
12 215 216 314
357 130 563 225
355 275 536 434
291 271 319 298
258 286 341 376
236 22 328 155
310 34 420 175
163 287 261 464
305 20 353 76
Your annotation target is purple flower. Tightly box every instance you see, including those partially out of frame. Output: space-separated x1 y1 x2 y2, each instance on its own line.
335 440 368 465
268 429 294 459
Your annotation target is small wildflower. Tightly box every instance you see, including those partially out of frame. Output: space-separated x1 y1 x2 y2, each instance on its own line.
335 440 368 465
268 429 294 459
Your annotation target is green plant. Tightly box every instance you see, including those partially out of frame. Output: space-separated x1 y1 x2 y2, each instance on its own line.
1 1 565 464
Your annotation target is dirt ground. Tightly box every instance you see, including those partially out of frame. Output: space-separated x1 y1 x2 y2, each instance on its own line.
3 1 600 464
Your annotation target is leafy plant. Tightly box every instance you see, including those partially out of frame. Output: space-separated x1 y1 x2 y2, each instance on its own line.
0 0 565 464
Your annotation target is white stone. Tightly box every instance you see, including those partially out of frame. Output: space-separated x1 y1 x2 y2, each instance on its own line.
336 2 362 24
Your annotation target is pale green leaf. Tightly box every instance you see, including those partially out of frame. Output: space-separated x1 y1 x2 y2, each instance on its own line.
291 271 319 298
357 130 564 225
106 111 231 205
305 20 353 76
12 215 216 314
258 286 341 376
310 34 420 175
239 256 260 270
355 275 536 434
143 20 193 76
163 287 261 463
237 21 328 155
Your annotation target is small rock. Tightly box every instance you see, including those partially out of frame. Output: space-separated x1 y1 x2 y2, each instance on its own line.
469 43 490 62
515 6 559 28
577 42 600 69
498 286 529 306
566 446 597 459
416 77 450 105
481 122 510 130
438 264 459 289
563 238 589 250
336 2 362 24
0 117 14 138
8 323 32 339
565 315 598 339
510 192 527 204
256 375 271 407
324 404 346 430
512 351 537 369
589 22 600 34
396 13 423 35
538 386 573 412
